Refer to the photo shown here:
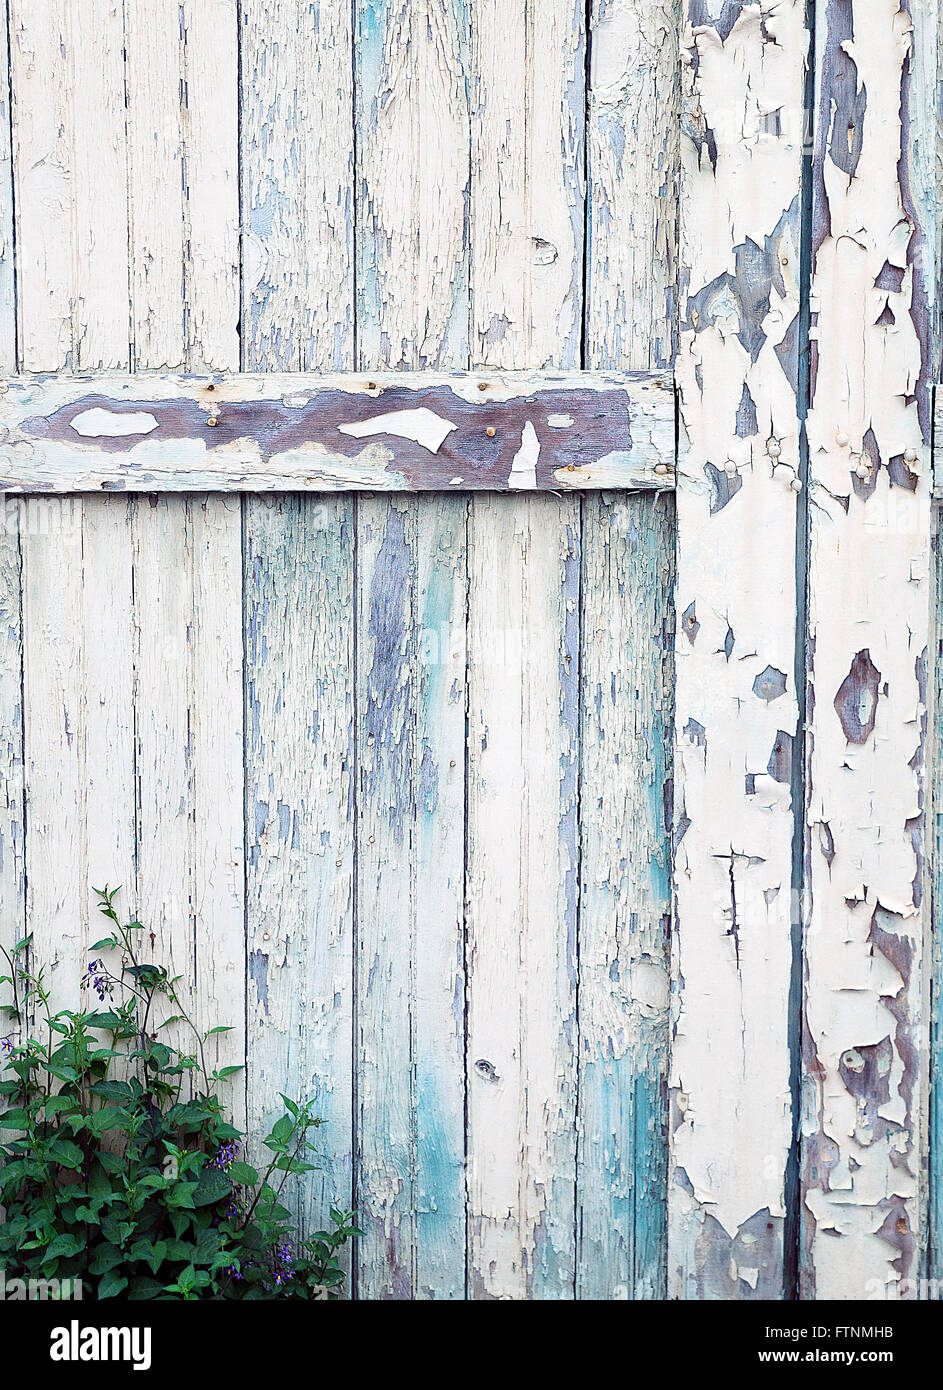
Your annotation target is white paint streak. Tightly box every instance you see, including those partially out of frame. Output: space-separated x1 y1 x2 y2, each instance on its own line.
337 406 457 452
70 408 158 437
507 420 539 488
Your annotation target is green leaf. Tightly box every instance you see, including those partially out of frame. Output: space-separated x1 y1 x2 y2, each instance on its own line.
127 1277 163 1301
48 1138 84 1169
41 1094 76 1115
0 1108 31 1129
98 1270 129 1300
84 1012 125 1031
84 1108 130 1138
226 1161 259 1186
270 1115 293 1145
43 1232 83 1262
192 1169 232 1207
89 1244 125 1276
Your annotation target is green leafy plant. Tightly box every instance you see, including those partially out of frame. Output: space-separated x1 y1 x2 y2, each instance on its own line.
0 887 359 1299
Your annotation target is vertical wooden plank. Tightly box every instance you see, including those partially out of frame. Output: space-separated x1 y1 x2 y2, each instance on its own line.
585 0 676 371
10 0 134 1010
932 471 943 1289
0 3 24 1018
930 1 943 1296
577 0 677 1299
802 0 934 1299
671 3 806 1298
0 492 23 1011
242 0 353 372
243 494 355 1231
576 493 673 1300
0 3 14 363
126 0 244 1107
354 0 469 1299
240 0 356 1243
465 0 583 1299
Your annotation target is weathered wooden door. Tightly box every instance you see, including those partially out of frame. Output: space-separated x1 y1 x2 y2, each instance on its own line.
0 0 939 1303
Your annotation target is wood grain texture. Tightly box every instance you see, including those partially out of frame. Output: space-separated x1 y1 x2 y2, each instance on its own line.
465 0 584 1299
240 0 356 1257
10 0 135 1016
354 494 467 1298
585 0 677 372
125 0 245 1114
577 0 677 1300
0 3 24 1030
915 0 940 1293
243 495 355 1240
354 0 469 1300
241 0 353 374
671 1 805 1299
932 444 943 1288
801 0 933 1300
0 371 673 492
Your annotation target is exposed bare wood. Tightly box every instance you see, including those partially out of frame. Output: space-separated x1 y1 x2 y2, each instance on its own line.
0 371 674 493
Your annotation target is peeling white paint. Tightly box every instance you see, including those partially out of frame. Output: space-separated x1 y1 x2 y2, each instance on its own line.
801 0 931 1300
337 405 457 452
507 420 539 489
70 407 158 437
671 0 805 1296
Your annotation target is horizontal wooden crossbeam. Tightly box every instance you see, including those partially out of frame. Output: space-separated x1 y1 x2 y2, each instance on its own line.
0 371 675 494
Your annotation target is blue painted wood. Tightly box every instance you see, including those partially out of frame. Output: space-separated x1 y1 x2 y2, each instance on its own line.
576 0 675 1299
240 0 357 1257
353 0 469 1299
243 494 355 1239
577 493 672 1300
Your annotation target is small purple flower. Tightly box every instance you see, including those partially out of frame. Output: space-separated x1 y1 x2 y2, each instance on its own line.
0 1037 13 1060
85 960 114 1002
271 1239 295 1287
211 1140 239 1171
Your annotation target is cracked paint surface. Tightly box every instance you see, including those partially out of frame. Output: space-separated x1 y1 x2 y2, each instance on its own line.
672 0 805 1298
0 370 674 492
801 0 931 1300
